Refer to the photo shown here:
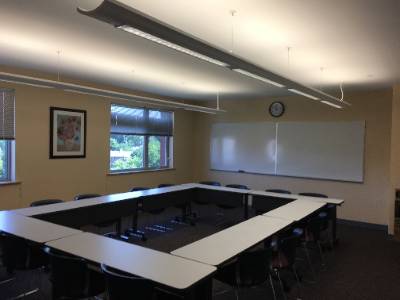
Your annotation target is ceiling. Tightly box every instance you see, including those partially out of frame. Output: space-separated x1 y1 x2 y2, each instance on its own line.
0 0 399 101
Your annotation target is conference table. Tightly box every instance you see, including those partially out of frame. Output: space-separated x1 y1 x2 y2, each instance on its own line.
46 232 216 299
0 210 81 243
171 215 292 266
1 182 343 299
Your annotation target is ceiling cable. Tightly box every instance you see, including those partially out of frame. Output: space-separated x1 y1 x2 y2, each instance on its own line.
56 50 61 82
229 10 236 53
339 83 344 102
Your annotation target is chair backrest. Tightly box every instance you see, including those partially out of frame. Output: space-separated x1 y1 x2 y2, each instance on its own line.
226 184 249 190
306 215 325 241
30 199 63 207
299 192 328 198
101 264 154 300
129 187 150 192
44 247 89 298
158 184 174 188
266 189 292 194
2 234 47 271
74 194 101 201
278 234 299 267
199 181 221 186
237 247 273 287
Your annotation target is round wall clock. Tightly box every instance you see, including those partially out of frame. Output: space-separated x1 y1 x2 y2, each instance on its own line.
269 101 285 117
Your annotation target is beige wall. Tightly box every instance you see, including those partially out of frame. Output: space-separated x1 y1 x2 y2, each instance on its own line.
0 67 396 235
390 84 400 232
0 82 195 210
193 90 393 231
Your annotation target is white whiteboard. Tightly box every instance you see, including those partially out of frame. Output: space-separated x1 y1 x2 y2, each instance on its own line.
210 121 365 182
210 122 277 174
276 122 365 182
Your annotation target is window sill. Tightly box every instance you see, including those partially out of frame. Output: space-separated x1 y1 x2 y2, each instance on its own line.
107 168 175 176
0 180 21 186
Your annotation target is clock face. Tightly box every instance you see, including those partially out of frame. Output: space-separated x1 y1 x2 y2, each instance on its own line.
269 101 285 117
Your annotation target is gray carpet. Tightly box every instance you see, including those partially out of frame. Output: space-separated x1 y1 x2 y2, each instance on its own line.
1 205 400 300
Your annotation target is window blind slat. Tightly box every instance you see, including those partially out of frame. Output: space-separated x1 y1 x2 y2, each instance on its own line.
0 89 15 140
110 104 173 136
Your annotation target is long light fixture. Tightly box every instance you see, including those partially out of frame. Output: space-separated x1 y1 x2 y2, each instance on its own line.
0 72 225 114
77 0 350 108
232 69 285 88
118 25 229 67
288 88 320 100
321 100 342 109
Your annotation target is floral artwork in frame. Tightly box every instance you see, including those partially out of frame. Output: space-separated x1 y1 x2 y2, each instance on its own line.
50 107 86 158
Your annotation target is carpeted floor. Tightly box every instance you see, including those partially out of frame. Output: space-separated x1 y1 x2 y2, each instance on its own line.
1 205 400 300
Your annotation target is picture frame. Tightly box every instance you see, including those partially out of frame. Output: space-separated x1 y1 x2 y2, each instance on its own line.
50 107 86 159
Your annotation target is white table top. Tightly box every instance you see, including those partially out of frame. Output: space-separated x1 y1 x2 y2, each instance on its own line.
194 183 249 194
171 216 292 266
0 211 82 243
12 183 198 217
249 189 344 205
46 232 216 290
11 183 343 218
263 199 326 221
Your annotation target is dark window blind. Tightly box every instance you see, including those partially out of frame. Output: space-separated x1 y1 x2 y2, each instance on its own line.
0 89 15 140
110 104 173 136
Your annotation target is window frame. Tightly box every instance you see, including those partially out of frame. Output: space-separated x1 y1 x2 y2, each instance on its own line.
109 105 174 173
0 140 12 182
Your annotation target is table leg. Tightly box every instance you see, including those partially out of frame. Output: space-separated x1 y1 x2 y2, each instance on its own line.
332 205 339 245
244 195 249 220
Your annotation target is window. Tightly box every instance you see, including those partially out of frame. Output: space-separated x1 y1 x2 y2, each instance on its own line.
109 104 173 172
0 89 15 182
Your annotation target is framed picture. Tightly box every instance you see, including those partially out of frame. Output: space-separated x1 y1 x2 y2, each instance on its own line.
50 107 86 158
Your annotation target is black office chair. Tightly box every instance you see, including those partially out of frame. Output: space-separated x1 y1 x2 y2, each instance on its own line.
299 192 335 247
266 189 292 194
44 247 105 300
74 194 101 201
302 213 328 268
125 187 151 241
200 181 221 186
194 181 221 205
158 183 174 188
271 233 302 297
215 247 277 300
74 193 119 238
30 199 64 207
1 234 48 299
221 184 249 209
101 264 155 300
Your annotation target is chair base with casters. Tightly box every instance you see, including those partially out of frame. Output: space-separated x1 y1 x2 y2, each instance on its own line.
44 247 105 300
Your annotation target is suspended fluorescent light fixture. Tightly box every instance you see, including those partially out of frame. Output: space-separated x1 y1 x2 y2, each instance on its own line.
232 69 285 88
0 72 224 114
77 0 350 108
288 88 320 100
321 100 342 109
118 25 229 67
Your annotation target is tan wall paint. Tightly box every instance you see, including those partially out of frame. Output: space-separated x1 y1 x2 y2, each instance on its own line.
193 90 393 230
0 82 195 210
390 84 400 233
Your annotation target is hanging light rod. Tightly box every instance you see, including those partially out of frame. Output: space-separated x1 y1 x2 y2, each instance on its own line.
0 72 225 114
77 0 350 108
